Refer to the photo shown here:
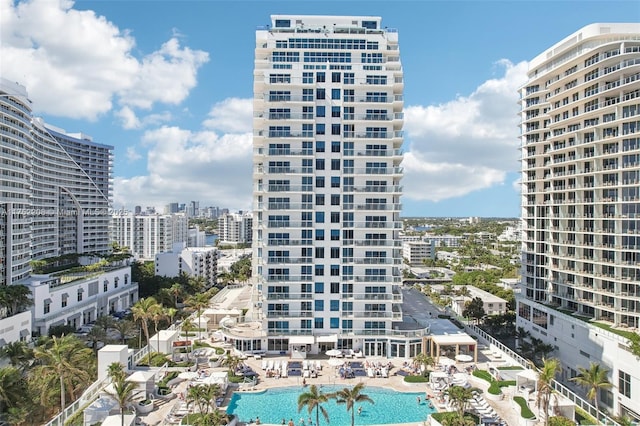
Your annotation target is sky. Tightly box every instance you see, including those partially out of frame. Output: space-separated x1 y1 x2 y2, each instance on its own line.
1 0 639 218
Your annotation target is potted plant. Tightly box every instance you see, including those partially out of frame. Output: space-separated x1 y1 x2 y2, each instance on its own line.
136 398 154 414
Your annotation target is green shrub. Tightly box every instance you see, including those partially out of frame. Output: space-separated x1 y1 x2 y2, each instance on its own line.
473 369 493 383
193 341 212 348
488 382 502 395
575 407 597 425
513 396 536 419
432 412 478 425
549 417 576 426
403 374 429 383
215 347 225 355
497 366 524 370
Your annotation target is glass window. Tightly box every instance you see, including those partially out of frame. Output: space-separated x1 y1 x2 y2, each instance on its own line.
316 88 325 100
316 72 325 82
314 282 324 293
316 177 325 187
315 229 325 240
330 282 340 293
332 72 341 83
315 212 325 223
619 370 631 398
315 194 325 205
331 176 340 187
315 300 324 311
316 106 325 117
316 141 325 152
314 318 324 329
330 318 339 329
316 124 325 135
332 88 341 100
332 107 341 118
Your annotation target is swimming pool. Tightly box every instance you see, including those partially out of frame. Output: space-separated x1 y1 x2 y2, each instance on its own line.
226 385 436 425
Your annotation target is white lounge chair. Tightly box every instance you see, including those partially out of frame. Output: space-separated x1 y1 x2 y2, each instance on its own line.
303 369 310 378
267 360 274 370
381 368 388 378
303 360 309 370
315 360 322 370
367 368 375 378
261 360 268 370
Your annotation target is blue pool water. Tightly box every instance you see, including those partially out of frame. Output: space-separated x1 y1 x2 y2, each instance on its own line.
226 385 436 425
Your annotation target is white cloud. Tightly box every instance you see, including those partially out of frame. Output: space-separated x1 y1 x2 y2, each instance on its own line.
202 98 253 133
115 107 141 130
0 0 208 121
114 123 254 211
125 146 142 162
402 60 528 202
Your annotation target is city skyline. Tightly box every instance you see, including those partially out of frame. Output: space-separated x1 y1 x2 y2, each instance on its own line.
1 0 638 216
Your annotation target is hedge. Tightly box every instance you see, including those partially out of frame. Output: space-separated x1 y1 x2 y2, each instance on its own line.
404 374 429 383
513 396 536 419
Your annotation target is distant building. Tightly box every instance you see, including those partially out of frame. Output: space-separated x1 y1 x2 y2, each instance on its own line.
402 240 435 265
155 242 218 288
449 286 507 317
428 235 464 248
110 212 188 260
165 203 180 214
218 212 253 244
188 225 207 247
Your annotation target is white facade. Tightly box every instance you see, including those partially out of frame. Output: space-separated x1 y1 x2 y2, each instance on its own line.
402 240 435 265
518 23 640 419
218 212 253 244
450 286 508 317
28 266 138 336
252 15 406 357
110 212 188 260
155 242 218 287
188 225 207 247
1 78 115 346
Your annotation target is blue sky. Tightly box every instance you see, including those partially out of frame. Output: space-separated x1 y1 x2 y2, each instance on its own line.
2 0 639 217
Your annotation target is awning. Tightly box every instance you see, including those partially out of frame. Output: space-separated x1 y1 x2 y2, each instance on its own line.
20 329 30 337
67 313 81 321
61 293 69 299
77 288 85 293
44 298 52 304
83 307 95 313
316 334 338 343
289 335 314 345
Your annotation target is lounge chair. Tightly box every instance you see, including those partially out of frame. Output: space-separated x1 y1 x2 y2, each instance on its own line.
261 360 268 370
315 360 322 370
267 360 274 370
367 368 374 378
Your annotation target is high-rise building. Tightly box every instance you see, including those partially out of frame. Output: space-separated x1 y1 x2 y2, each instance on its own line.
517 23 640 419
252 15 404 355
218 212 253 244
1 78 137 344
110 212 188 259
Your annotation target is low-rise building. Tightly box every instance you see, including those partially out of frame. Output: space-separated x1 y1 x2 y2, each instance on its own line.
449 285 508 317
28 265 138 336
217 212 252 245
111 212 188 260
402 240 435 265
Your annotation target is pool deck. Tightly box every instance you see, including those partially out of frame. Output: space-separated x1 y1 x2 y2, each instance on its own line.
138 351 524 426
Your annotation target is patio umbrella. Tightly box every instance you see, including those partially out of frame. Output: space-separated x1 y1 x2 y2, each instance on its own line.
178 371 199 380
455 354 473 363
438 356 456 366
325 349 342 357
327 358 344 367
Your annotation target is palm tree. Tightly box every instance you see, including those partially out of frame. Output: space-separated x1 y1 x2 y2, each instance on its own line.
181 317 196 342
132 297 159 346
0 341 34 370
444 385 476 418
221 353 242 378
186 383 220 415
297 384 330 426
412 352 434 376
186 293 211 340
105 362 137 426
86 325 108 356
536 358 560 426
0 366 29 418
165 307 178 325
112 320 138 345
332 382 374 426
170 283 184 307
150 304 166 353
569 362 612 421
31 334 94 411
